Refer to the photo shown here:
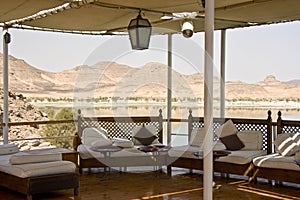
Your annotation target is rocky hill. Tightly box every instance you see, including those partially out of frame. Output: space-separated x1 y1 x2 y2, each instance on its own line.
0 89 55 150
0 54 300 101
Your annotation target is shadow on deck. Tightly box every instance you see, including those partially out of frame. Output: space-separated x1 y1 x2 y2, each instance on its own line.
0 168 299 200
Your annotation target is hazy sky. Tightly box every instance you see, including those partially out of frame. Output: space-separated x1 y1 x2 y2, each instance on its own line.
1 20 299 84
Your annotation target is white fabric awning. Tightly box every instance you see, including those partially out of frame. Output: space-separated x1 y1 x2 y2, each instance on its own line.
0 0 64 22
1 0 300 34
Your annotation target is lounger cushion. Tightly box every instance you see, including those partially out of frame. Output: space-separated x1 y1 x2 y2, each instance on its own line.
113 138 134 148
190 128 224 150
274 133 300 156
190 128 205 147
291 132 300 145
0 144 19 155
77 144 168 167
214 140 227 150
82 127 109 146
168 143 226 159
9 153 62 165
216 150 267 165
253 153 300 171
91 139 112 148
168 146 266 165
0 152 76 178
220 134 245 151
237 130 263 150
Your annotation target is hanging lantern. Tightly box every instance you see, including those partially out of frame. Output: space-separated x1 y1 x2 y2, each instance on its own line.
128 13 152 50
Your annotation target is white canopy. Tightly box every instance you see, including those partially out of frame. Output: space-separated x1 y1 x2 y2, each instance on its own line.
1 0 300 34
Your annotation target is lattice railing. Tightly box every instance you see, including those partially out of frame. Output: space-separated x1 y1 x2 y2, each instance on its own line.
79 119 161 141
281 125 300 134
77 109 163 142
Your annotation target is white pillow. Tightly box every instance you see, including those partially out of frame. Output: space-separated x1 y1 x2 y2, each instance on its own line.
190 128 205 147
132 125 159 145
81 127 108 146
190 128 226 150
10 153 62 165
237 130 263 150
113 138 134 148
0 144 19 155
91 139 112 148
274 133 300 156
215 119 238 138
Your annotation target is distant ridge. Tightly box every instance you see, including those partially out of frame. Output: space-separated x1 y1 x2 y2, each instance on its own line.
0 54 300 100
285 79 300 86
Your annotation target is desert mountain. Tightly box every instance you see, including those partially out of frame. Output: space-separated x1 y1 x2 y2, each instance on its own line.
0 54 299 100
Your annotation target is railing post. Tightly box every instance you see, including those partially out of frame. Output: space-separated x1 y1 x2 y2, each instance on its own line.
77 109 82 137
158 109 163 143
266 110 272 154
277 111 282 135
73 109 82 150
188 109 193 143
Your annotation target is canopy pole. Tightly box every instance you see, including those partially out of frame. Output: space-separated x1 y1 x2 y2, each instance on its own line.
2 27 10 144
220 29 226 118
167 33 172 145
204 0 214 199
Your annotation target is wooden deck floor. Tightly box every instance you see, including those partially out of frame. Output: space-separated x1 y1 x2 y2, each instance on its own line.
1 168 300 200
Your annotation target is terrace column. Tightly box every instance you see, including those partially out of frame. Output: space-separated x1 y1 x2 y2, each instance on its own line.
167 33 172 144
203 0 214 199
220 29 226 118
2 27 10 144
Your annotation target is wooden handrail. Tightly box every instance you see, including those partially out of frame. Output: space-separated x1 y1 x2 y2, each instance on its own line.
7 119 76 127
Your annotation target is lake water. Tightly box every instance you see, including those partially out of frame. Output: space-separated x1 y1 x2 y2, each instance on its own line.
39 104 300 146
69 105 300 120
